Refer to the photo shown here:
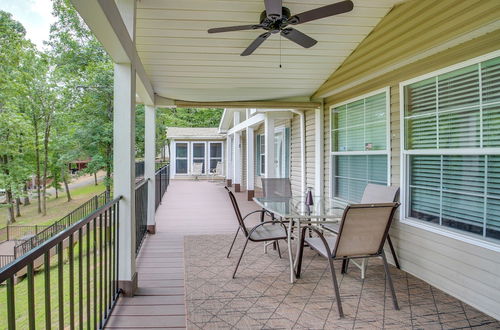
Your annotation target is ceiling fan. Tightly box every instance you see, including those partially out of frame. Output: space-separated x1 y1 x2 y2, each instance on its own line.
207 0 354 56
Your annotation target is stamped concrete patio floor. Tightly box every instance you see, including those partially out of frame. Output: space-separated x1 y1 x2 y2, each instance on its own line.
105 180 499 329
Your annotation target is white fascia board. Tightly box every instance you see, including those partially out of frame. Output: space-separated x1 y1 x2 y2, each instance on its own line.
71 0 154 105
227 113 265 135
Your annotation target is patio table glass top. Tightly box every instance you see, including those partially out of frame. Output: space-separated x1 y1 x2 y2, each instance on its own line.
253 196 349 219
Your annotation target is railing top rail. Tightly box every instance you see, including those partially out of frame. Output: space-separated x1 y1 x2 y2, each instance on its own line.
0 196 122 282
135 178 150 190
155 164 169 175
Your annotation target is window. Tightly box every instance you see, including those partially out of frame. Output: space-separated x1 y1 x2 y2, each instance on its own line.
256 134 265 175
175 142 188 174
192 142 206 174
209 142 223 173
331 89 390 202
402 53 500 241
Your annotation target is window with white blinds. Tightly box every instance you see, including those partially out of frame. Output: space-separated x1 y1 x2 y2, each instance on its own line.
331 89 390 202
402 53 500 241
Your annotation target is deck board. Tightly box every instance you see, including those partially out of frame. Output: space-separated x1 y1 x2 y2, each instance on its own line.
106 180 262 329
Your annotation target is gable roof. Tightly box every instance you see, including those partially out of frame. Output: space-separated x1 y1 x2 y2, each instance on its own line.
166 127 225 140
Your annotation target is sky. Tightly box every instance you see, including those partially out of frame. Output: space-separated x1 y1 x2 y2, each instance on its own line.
0 0 56 50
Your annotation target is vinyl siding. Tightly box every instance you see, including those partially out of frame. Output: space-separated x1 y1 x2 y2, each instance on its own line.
241 133 247 190
319 0 500 319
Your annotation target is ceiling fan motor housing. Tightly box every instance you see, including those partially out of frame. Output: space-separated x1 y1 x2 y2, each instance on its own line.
260 7 291 32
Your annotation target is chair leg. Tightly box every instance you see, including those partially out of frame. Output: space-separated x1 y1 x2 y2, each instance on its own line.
327 257 344 318
276 240 282 259
232 237 249 279
341 258 349 274
382 251 399 310
387 235 401 269
227 227 240 258
296 227 308 279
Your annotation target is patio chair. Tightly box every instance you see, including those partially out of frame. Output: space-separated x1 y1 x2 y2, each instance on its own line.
324 184 401 277
224 187 288 278
296 202 401 318
191 162 203 180
209 161 224 182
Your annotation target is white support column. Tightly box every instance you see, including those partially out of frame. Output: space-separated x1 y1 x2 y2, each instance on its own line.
246 127 255 200
233 132 241 192
264 115 275 177
113 0 137 297
233 112 241 192
113 62 137 296
314 106 324 196
145 105 156 234
226 136 232 187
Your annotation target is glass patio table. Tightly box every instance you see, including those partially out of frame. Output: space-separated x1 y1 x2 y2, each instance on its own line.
253 196 349 283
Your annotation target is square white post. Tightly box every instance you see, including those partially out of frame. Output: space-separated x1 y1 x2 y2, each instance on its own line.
314 106 324 196
246 127 255 200
145 105 156 233
113 62 137 296
264 115 275 177
233 132 241 192
226 136 232 186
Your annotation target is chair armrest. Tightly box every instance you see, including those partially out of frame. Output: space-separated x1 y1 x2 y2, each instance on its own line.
242 209 269 222
247 220 288 237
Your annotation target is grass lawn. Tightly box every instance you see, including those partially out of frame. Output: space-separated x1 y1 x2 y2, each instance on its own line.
2 183 106 227
0 218 117 329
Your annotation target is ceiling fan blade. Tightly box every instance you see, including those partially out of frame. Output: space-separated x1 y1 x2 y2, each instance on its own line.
241 32 271 56
264 0 282 20
208 24 262 33
280 28 317 48
288 0 353 25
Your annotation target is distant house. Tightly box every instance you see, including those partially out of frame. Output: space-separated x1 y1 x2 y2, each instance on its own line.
167 127 225 179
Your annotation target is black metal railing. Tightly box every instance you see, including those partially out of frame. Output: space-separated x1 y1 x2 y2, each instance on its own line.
0 225 50 244
135 179 148 255
135 161 145 179
0 197 122 329
14 191 110 258
155 164 170 210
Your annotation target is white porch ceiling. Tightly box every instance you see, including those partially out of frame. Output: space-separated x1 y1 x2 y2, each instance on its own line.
135 0 403 102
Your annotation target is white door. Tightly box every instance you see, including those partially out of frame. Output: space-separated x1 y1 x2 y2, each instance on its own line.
274 130 285 178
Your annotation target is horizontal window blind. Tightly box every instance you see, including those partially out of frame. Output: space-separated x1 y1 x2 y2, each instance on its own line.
403 54 500 241
331 90 389 202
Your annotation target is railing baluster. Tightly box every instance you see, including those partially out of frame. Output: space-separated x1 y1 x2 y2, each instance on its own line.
93 218 97 330
78 228 83 330
7 277 15 330
58 241 64 330
104 209 108 317
99 213 103 327
86 222 91 330
27 262 36 330
69 235 75 330
44 252 51 329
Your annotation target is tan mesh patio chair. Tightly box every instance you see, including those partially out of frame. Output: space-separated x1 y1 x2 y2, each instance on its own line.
226 178 292 257
224 187 288 278
324 184 401 276
296 202 401 318
191 162 203 180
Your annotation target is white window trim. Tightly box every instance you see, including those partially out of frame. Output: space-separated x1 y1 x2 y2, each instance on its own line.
329 87 392 200
258 133 265 176
191 141 207 175
208 141 224 174
174 141 190 175
399 50 500 251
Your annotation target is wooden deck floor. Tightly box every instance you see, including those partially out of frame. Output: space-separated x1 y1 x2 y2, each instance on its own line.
105 180 261 329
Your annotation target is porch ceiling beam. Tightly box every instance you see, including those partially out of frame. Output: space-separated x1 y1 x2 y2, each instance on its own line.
70 0 155 105
226 114 265 135
174 100 321 110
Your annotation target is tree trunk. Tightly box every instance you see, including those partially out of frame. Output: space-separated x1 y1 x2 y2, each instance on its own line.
63 169 71 202
23 184 30 205
34 122 42 214
105 142 112 194
6 190 15 224
41 119 51 216
15 197 21 217
94 172 98 185
55 186 59 199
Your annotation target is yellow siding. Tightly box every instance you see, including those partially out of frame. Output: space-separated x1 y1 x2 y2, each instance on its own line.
317 0 500 319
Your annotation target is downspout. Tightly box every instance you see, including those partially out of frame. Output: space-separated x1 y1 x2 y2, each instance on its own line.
290 109 306 195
